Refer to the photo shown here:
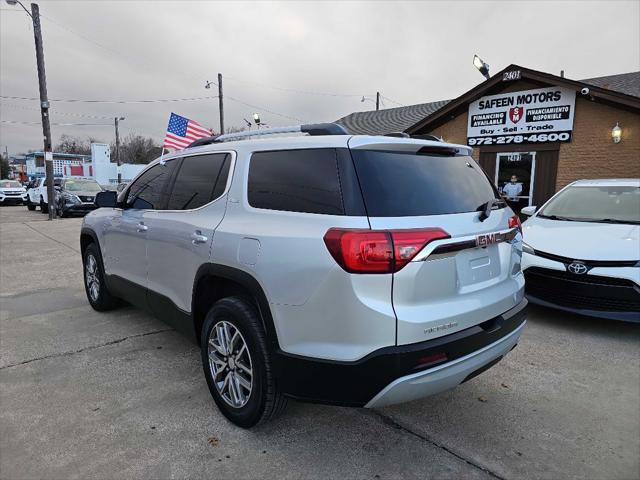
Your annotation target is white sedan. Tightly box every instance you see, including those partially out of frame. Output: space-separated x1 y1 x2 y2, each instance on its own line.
521 178 640 322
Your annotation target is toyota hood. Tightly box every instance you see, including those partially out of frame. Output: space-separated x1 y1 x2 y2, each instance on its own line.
523 217 640 261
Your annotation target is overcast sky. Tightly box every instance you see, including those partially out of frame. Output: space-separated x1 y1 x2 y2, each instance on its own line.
1 0 639 155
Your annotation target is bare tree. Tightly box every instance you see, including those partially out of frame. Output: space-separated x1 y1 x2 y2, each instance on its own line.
111 133 162 164
224 125 247 134
54 133 161 164
55 134 93 155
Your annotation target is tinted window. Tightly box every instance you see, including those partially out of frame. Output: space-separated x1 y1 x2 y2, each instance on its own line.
126 162 176 209
166 154 231 210
351 150 499 217
248 149 343 215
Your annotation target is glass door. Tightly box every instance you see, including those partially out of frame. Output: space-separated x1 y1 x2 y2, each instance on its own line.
495 152 536 212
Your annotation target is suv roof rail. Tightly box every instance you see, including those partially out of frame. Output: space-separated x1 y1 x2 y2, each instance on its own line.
187 122 349 148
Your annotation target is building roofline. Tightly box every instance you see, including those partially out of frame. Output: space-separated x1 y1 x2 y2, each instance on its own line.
405 64 640 134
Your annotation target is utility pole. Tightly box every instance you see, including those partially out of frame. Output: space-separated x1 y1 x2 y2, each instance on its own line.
218 73 224 135
115 117 123 184
30 2 55 219
376 91 380 111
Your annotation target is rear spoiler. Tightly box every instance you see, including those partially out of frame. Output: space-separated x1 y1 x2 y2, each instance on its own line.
348 137 473 156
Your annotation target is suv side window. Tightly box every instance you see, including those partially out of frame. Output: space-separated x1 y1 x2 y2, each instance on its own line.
166 153 231 210
248 149 344 215
126 162 176 210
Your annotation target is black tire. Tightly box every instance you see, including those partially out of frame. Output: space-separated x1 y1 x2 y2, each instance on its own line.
83 243 119 311
26 199 36 211
201 297 287 428
40 198 48 213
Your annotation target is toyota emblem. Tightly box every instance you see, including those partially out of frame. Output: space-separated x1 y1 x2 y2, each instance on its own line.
567 262 588 274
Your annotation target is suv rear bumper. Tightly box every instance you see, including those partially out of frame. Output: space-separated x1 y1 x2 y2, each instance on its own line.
365 318 524 407
274 299 527 407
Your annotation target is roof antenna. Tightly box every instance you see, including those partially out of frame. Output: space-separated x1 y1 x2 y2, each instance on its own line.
560 70 565 78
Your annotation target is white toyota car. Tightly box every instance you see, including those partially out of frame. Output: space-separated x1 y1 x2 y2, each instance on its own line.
521 179 640 322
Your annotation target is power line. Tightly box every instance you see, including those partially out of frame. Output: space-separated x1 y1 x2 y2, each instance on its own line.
2 120 113 126
9 12 341 124
39 13 129 61
0 95 219 104
37 13 378 103
1 102 114 120
225 95 305 123
380 95 404 107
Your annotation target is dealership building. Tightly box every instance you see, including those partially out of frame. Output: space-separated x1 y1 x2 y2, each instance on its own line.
337 64 640 209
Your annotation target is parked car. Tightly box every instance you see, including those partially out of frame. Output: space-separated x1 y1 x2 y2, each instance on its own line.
54 178 103 217
81 123 527 428
0 179 28 205
521 179 640 322
26 176 62 213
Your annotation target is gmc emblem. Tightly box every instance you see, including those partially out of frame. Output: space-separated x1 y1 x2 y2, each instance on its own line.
476 233 499 247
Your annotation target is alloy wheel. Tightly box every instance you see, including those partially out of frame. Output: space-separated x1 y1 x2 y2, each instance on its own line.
207 320 253 408
85 254 100 302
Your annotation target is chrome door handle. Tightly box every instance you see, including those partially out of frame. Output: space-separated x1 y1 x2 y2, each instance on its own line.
191 231 208 244
137 223 148 232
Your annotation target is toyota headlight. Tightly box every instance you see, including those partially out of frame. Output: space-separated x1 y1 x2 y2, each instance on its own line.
522 242 536 255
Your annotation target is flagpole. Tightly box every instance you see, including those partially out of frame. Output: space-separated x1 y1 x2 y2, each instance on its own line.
159 147 166 164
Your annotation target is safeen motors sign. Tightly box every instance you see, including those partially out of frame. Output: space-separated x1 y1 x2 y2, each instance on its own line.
467 86 576 146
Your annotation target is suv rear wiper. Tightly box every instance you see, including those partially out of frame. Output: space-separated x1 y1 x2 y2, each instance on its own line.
477 199 497 222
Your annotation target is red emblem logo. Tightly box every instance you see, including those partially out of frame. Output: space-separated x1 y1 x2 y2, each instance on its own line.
509 106 524 123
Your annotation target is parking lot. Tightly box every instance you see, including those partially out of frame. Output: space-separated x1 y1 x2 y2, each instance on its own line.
0 205 638 480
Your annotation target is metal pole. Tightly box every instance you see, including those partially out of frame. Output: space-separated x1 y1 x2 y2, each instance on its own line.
115 117 121 184
218 73 224 135
376 92 380 111
31 3 55 219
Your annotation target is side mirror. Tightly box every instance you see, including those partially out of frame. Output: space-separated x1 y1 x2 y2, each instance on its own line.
520 206 536 217
95 191 118 208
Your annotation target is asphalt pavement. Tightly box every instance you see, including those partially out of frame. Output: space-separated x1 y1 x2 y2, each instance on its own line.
1 205 638 480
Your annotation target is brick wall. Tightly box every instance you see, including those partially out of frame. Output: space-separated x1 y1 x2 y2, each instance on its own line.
556 98 640 190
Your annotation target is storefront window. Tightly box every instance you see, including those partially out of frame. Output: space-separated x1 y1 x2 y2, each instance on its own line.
495 152 535 212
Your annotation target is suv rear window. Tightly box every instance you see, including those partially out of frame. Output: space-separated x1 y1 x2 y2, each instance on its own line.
351 150 499 217
248 149 344 215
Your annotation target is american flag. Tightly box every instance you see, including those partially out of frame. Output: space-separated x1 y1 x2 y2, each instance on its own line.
163 112 212 150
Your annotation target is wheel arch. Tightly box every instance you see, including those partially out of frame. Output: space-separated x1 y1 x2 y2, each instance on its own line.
192 264 279 350
80 227 99 256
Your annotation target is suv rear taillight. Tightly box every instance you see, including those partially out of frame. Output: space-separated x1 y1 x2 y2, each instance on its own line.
508 214 522 233
323 228 450 274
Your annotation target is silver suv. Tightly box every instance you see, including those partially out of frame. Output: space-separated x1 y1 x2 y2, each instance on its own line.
82 123 527 428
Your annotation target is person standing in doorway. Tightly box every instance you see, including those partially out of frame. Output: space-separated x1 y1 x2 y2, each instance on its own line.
502 175 523 211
